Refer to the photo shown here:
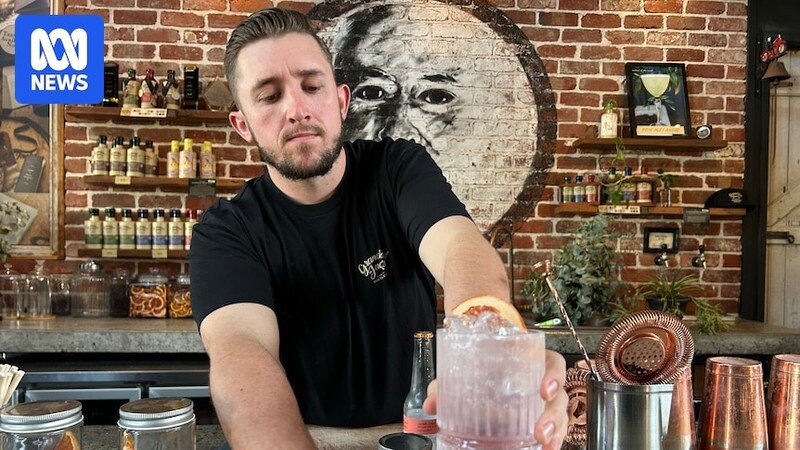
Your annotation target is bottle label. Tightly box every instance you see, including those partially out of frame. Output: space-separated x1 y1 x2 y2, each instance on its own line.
167 153 180 177
403 416 439 435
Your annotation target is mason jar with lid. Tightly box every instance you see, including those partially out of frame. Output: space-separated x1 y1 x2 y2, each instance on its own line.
129 270 169 318
0 400 83 450
71 260 109 317
0 264 21 319
168 274 192 318
19 262 52 320
118 398 195 450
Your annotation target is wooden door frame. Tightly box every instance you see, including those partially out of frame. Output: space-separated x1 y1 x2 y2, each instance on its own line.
743 1 800 321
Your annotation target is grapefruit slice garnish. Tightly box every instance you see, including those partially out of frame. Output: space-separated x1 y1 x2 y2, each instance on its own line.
452 295 526 331
54 431 79 450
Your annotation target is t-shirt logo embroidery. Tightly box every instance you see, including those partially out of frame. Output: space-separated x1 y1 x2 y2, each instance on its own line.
358 249 389 283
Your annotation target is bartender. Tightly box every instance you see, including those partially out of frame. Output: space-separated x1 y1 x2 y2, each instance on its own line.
189 8 568 450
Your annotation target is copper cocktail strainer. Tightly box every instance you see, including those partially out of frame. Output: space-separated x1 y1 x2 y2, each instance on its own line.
595 310 694 385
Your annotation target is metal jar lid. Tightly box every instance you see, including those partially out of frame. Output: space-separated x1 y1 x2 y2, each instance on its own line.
118 398 194 431
0 400 83 434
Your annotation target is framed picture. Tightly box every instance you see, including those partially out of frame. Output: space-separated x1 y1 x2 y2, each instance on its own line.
0 0 64 259
625 63 691 138
643 227 680 253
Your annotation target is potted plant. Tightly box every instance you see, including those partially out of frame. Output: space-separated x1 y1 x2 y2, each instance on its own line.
522 215 628 326
638 271 731 335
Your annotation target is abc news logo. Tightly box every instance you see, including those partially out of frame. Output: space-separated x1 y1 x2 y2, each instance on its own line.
15 15 103 104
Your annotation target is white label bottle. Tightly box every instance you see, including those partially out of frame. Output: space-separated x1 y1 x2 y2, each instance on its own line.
102 208 119 249
84 208 102 249
118 208 135 250
403 331 438 442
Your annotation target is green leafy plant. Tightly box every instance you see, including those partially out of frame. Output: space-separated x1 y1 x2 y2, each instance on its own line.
640 271 731 335
0 200 30 263
522 215 628 325
656 168 675 189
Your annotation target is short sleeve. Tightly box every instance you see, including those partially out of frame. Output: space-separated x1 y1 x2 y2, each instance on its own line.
387 139 470 250
189 204 273 328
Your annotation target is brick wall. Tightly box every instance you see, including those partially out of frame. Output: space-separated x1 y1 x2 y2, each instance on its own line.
10 0 747 315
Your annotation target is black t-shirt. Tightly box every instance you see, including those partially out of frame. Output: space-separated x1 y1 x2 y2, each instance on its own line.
189 138 469 427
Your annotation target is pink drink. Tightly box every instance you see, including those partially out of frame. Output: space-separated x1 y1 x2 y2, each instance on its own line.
437 313 545 450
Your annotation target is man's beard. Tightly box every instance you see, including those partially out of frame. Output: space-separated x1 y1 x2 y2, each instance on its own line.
256 130 344 181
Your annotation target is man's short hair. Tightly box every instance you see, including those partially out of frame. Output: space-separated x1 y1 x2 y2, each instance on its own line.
224 8 333 106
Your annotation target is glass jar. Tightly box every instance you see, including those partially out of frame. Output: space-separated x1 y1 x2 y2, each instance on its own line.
50 274 72 317
168 274 192 318
0 264 21 320
71 260 110 317
109 268 131 318
0 400 83 450
19 262 52 320
118 398 195 450
129 270 169 318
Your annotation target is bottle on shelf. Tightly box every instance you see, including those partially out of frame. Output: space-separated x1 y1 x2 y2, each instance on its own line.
84 208 102 249
167 140 180 178
574 175 585 203
102 208 119 250
90 135 110 176
561 176 573 204
135 209 152 250
184 209 198 251
179 138 196 179
126 136 145 177
119 208 135 250
144 140 158 178
586 173 599 204
199 141 216 179
109 137 127 177
168 209 184 251
622 167 636 202
599 100 619 139
636 167 655 204
151 209 168 250
102 62 120 107
403 331 438 443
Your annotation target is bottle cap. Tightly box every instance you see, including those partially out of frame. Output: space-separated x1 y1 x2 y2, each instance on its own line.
154 209 165 218
88 208 99 216
170 209 182 219
564 176 571 183
183 138 193 151
133 136 141 146
202 141 212 153
146 140 154 149
104 208 116 218
576 175 584 183
137 209 149 219
121 209 133 218
186 209 197 219
170 140 180 152
97 135 107 144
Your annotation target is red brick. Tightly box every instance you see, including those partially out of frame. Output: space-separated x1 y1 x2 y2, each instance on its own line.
138 195 183 209
229 132 250 146
537 45 577 58
517 219 553 233
682 189 715 204
579 77 619 91
92 194 136 208
522 27 560 42
601 0 640 11
641 157 682 172
723 222 742 236
602 62 626 76
230 0 271 12
580 108 602 123
701 269 740 283
667 48 706 62
114 10 157 24
219 147 248 162
727 3 746 16
160 45 203 61
184 130 228 142
683 159 723 172
686 64 725 79
486 0 515 6
671 174 704 188
207 48 226 63
623 47 664 61
137 29 180 43
708 49 746 64
161 12 205 28
64 158 88 174
687 80 705 94
560 0 599 9
720 285 740 299
644 0 682 13
726 97 744 112
561 61 600 74
137 0 180 9
183 30 229 45
275 1 314 13
581 13 621 28
558 108 579 122
112 43 156 59
196 64 225 78
539 12 579 26
689 95 724 110
550 76 578 90
207 13 248 29
688 33 727 47
66 7 110 22
561 92 600 106
64 142 94 157
105 27 134 41
606 30 644 45
65 126 87 141
184 0 225 10
666 16 706 30
93 0 133 5
505 11 538 25
230 164 266 179
536 235 571 249
707 112 743 125
708 17 746 32
725 128 745 142
686 1 725 14
726 65 746 80
706 81 744 95
646 31 686 46
65 193 88 208
556 155 598 169
563 29 602 43
624 15 663 29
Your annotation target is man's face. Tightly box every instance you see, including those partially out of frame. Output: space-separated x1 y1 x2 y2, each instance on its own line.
229 33 350 180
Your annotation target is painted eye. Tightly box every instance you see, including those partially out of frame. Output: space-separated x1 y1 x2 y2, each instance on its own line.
353 86 386 101
419 89 455 105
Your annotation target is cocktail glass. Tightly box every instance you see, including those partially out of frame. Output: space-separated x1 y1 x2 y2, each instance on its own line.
436 315 546 450
640 73 671 125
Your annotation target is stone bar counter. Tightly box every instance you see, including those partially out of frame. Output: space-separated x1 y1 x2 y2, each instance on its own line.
0 316 798 355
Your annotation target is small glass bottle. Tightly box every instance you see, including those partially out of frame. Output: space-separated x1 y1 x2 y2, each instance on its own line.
151 209 168 250
126 136 145 177
135 209 152 250
184 209 197 251
119 208 136 250
144 139 158 178
0 400 83 449
561 177 573 204
0 264 21 319
199 141 216 179
167 140 180 178
179 138 196 179
50 273 71 316
109 268 131 318
118 398 195 450
168 209 184 250
91 135 110 176
84 208 102 249
109 137 127 177
102 208 119 250
599 100 619 138
573 175 585 203
403 331 438 442
622 167 636 202
586 173 598 204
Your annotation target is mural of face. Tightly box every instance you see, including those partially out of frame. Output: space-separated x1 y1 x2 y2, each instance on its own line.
314 0 556 232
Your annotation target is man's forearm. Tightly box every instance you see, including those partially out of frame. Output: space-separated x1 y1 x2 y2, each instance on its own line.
210 339 315 450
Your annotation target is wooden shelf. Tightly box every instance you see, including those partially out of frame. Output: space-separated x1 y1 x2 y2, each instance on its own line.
555 203 746 218
570 137 728 151
78 248 188 259
83 175 245 192
65 106 230 125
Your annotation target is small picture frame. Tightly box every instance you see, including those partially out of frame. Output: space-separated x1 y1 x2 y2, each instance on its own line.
625 63 691 138
643 227 680 253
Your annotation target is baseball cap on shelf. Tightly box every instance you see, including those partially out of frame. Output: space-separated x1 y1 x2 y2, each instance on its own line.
704 188 755 209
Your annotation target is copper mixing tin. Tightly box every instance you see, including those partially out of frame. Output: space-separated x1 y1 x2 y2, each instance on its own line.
767 354 800 450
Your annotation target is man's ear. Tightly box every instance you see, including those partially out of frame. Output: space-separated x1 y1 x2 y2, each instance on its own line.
229 110 253 143
338 83 351 120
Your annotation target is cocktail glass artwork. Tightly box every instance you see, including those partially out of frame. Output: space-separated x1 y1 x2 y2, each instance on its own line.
639 74 671 126
436 313 545 450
